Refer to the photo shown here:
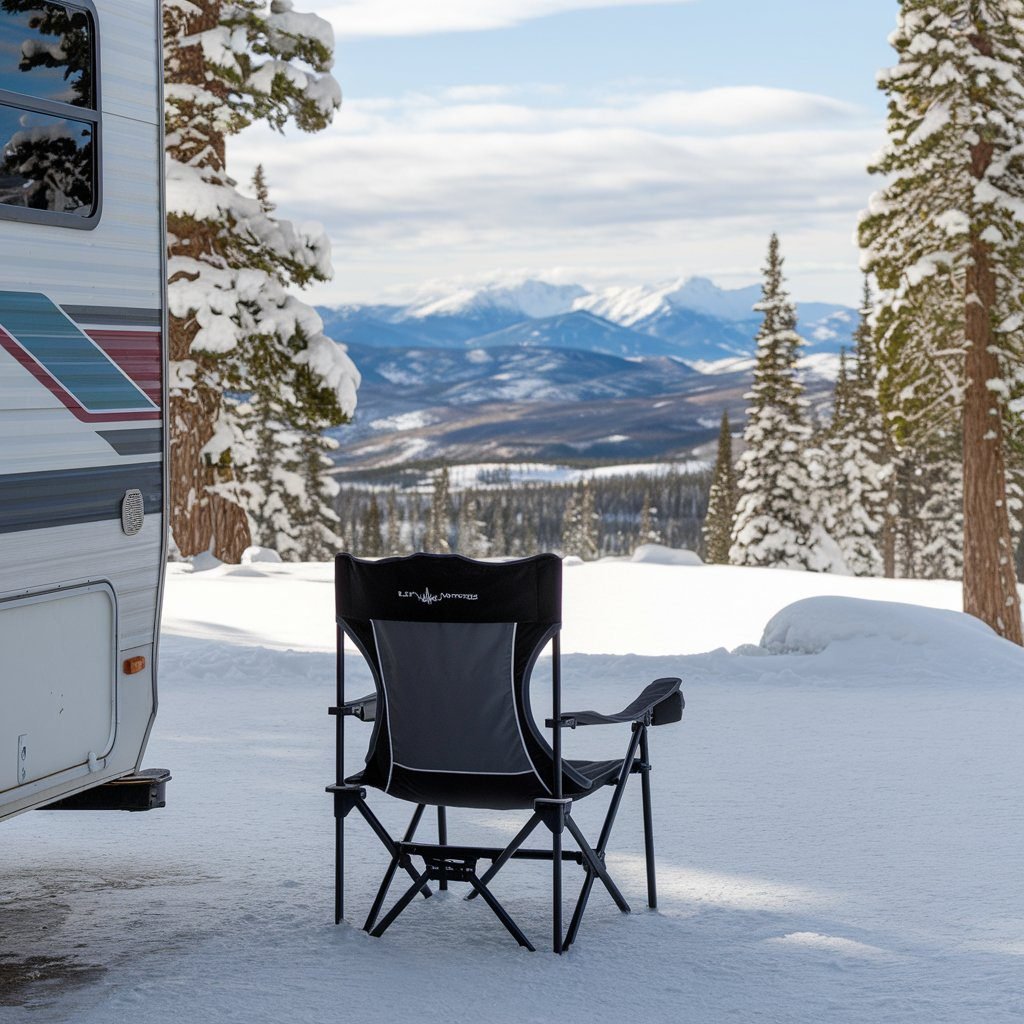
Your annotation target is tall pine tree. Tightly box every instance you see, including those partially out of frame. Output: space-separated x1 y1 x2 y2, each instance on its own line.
703 411 737 563
360 495 383 557
456 492 489 558
821 280 895 576
638 490 662 547
561 480 599 560
730 235 815 568
385 489 401 555
424 467 452 553
859 0 1024 641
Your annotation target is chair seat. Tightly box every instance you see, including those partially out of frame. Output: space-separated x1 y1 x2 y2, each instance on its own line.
346 757 636 807
568 758 635 788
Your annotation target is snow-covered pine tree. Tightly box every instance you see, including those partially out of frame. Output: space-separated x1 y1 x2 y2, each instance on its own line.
562 480 599 560
638 490 662 547
456 492 489 558
819 282 895 576
385 489 401 555
560 489 580 557
703 411 737 563
164 1 358 562
287 360 348 560
360 495 383 557
804 353 850 574
231 166 299 555
729 235 816 569
490 497 508 557
581 479 600 558
853 280 900 577
859 0 1024 641
918 446 965 578
424 467 451 553
228 166 348 560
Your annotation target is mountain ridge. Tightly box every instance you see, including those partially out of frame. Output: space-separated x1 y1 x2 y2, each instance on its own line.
318 275 856 364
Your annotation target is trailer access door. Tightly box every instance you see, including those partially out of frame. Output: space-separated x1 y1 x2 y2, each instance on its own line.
1 585 117 793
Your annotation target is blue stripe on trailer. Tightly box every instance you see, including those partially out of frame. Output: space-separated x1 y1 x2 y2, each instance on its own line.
0 291 157 413
0 463 163 535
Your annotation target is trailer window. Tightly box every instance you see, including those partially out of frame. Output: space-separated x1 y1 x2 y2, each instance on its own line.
0 1 98 226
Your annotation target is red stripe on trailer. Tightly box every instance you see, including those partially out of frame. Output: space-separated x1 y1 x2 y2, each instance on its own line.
87 330 163 405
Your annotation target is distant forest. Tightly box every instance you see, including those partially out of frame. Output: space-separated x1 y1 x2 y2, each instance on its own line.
335 468 712 559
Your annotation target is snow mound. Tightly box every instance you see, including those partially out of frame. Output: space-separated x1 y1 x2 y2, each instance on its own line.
632 544 704 566
241 546 283 564
761 596 999 655
190 551 224 573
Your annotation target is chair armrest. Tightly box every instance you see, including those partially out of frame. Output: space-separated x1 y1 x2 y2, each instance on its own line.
548 677 683 729
328 693 377 722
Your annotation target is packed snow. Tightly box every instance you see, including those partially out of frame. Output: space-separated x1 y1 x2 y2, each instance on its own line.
4 560 1024 1023
631 543 704 566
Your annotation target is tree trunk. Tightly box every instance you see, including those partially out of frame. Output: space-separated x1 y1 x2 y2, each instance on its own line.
882 513 896 579
962 239 1023 643
167 334 251 563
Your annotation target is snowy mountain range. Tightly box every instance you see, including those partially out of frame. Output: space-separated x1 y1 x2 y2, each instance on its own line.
318 277 854 473
318 276 856 364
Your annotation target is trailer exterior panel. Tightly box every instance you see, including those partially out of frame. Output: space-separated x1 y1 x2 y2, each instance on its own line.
0 0 168 822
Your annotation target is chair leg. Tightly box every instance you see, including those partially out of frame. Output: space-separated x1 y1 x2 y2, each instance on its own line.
364 804 428 932
335 811 344 924
369 867 432 939
565 868 594 949
552 825 563 954
640 726 657 909
363 854 401 933
437 806 448 892
466 812 541 901
564 815 631 914
467 872 536 951
356 800 432 900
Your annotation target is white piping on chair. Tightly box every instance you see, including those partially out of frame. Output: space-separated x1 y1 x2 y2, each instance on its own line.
510 622 553 796
369 619 395 795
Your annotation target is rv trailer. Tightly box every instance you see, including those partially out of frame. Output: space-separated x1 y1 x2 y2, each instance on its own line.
0 0 169 822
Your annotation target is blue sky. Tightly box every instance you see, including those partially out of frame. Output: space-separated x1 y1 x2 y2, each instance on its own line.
340 3 894 108
234 1 901 307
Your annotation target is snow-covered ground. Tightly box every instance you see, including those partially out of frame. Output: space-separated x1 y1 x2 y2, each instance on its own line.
4 559 1024 1023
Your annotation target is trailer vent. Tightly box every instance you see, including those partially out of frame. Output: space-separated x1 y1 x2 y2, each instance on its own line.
121 489 145 536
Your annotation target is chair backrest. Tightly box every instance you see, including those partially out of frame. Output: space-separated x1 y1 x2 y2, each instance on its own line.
336 552 563 810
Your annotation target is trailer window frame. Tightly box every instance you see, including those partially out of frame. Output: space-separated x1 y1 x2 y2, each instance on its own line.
0 0 101 230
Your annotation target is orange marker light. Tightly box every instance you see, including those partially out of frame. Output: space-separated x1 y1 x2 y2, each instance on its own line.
123 656 146 675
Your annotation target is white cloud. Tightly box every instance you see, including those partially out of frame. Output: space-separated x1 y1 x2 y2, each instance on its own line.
336 86 861 135
232 84 881 305
319 0 692 38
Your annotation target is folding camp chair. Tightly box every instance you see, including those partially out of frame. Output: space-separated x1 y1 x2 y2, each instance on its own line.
326 552 683 953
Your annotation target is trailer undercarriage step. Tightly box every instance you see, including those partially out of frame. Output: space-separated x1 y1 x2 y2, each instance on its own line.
38 769 171 812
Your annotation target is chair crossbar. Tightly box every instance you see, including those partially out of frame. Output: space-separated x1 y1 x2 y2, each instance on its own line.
368 848 538 951
403 842 586 865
